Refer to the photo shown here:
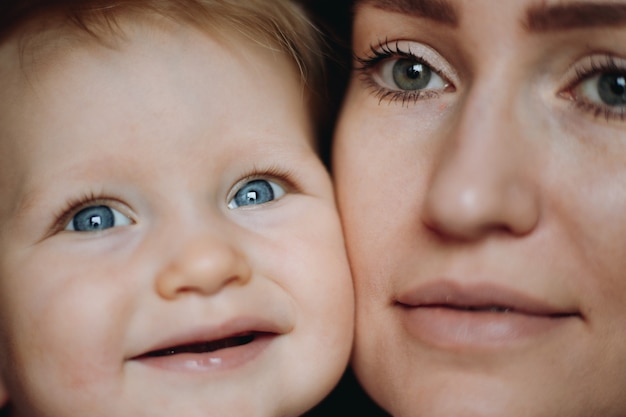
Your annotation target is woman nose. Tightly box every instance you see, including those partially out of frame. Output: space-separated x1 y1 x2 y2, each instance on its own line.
422 84 541 241
155 233 252 300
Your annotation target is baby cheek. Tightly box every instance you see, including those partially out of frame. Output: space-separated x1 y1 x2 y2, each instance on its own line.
25 293 124 396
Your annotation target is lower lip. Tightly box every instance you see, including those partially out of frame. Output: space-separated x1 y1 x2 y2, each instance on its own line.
132 334 276 372
399 306 575 349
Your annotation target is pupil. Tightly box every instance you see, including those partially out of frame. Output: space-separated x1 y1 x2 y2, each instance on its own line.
407 63 424 80
246 191 258 203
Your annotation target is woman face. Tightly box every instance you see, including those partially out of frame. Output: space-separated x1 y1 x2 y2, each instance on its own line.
333 0 626 416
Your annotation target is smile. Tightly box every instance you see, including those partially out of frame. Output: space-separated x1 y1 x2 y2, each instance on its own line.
130 317 288 372
139 332 258 358
131 331 277 372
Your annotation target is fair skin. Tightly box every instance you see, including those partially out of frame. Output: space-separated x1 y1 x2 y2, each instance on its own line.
0 14 354 417
333 0 626 416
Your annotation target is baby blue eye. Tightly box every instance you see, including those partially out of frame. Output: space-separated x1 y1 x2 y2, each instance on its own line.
65 205 132 232
228 179 286 209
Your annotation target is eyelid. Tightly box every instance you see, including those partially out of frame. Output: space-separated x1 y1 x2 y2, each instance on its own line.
560 54 626 90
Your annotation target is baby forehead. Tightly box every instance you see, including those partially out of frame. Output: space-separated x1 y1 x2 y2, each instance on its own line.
0 13 239 111
0 11 302 93
0 11 193 75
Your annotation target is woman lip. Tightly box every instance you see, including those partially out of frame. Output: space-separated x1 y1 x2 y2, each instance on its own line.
395 280 582 349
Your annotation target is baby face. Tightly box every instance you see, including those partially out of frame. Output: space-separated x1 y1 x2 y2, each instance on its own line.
0 16 353 417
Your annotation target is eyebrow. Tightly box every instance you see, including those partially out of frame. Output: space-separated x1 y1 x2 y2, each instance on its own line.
358 0 458 26
526 2 626 31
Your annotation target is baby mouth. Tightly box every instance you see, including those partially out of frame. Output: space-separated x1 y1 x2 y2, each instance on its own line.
140 333 258 358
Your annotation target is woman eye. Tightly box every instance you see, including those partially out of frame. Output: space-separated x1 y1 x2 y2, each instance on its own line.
354 40 455 104
575 72 626 105
379 57 448 92
65 205 132 232
561 55 626 121
227 179 286 209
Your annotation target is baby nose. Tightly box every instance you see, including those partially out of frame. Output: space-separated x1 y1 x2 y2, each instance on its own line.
155 237 252 299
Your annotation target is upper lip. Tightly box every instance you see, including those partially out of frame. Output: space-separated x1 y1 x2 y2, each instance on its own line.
394 280 581 317
129 316 289 360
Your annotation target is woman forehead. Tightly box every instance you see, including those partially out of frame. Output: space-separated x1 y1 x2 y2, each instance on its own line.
354 0 626 32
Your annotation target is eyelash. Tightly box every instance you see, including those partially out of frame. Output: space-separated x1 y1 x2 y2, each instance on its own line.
229 166 297 198
354 39 452 105
562 55 626 122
